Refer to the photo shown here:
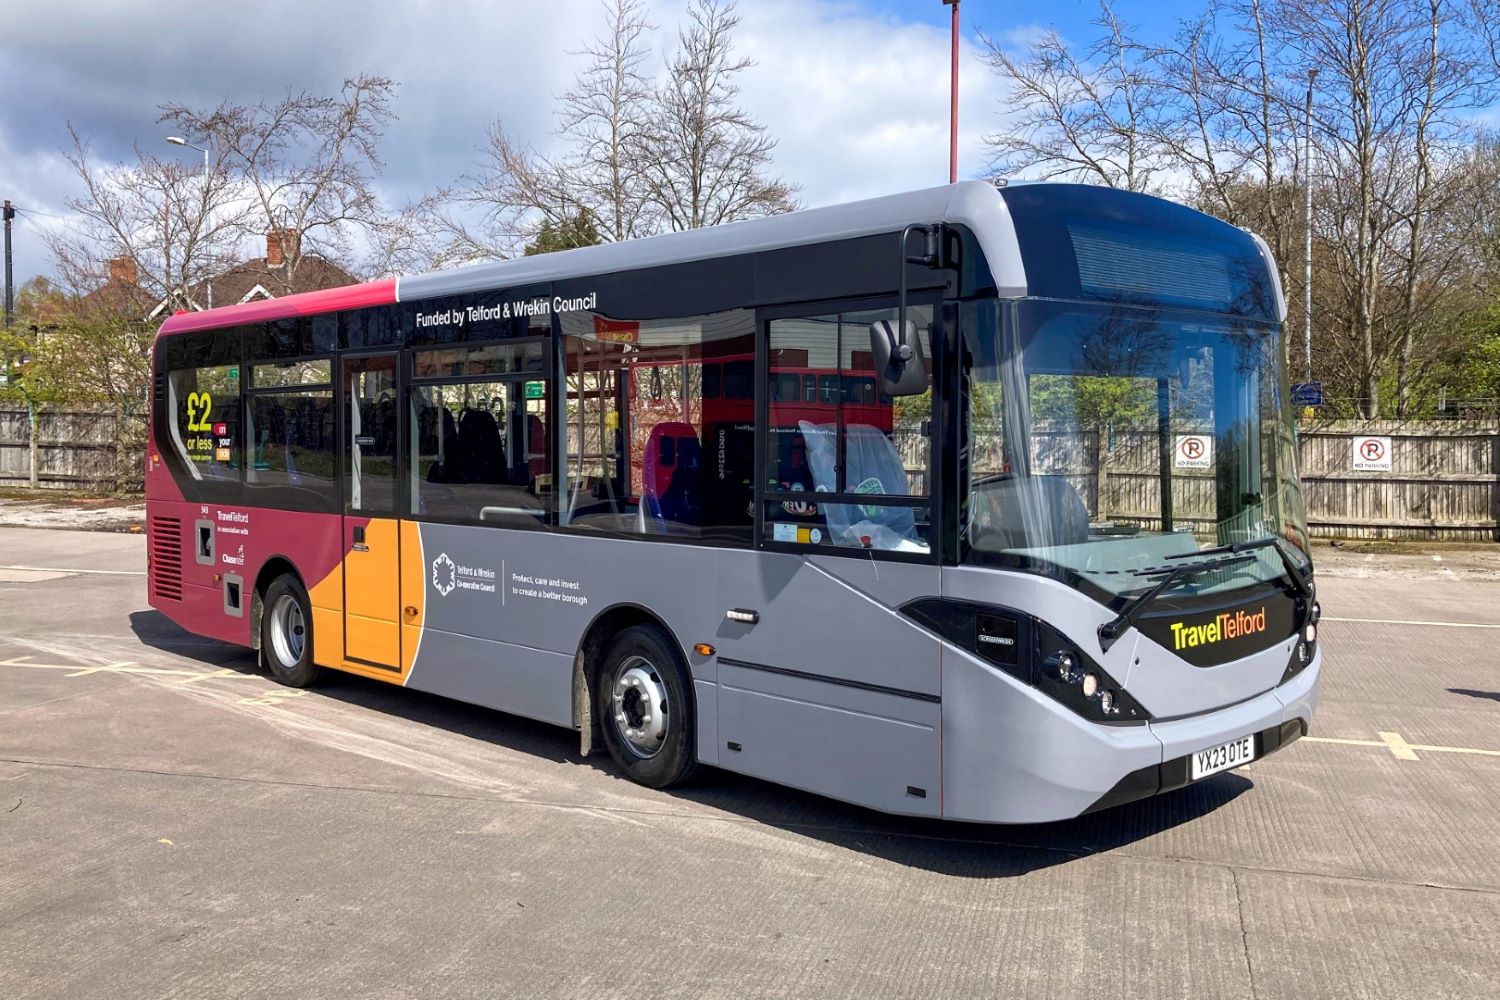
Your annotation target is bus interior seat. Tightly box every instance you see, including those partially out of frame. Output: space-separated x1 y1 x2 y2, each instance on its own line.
642 422 702 529
797 420 916 546
978 475 1091 551
525 413 547 484
458 408 505 484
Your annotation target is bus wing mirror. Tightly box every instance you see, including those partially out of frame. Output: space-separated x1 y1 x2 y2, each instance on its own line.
869 319 928 396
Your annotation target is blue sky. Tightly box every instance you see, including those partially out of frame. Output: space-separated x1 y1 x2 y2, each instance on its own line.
873 0 1202 42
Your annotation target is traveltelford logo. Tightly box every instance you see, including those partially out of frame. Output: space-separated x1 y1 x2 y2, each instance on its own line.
1170 607 1268 650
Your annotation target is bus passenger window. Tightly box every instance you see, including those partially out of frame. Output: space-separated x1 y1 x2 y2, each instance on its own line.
765 305 934 555
166 362 241 483
409 368 548 527
244 386 338 512
559 305 755 544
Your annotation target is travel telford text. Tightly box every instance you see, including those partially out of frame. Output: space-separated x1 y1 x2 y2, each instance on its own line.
1170 607 1268 650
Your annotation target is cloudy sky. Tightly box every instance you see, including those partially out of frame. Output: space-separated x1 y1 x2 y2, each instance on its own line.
0 0 1197 283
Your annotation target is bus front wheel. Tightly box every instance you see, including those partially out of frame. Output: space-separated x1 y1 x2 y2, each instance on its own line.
260 575 322 688
597 625 699 788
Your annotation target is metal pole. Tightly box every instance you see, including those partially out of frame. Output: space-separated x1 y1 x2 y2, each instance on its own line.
3 199 14 329
946 0 960 184
1303 69 1317 385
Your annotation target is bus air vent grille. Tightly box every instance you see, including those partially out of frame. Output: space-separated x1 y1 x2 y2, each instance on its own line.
151 516 184 601
153 374 166 403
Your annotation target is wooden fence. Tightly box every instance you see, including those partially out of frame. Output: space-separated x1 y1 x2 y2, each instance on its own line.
897 418 1499 542
0 406 146 492
5 406 1497 539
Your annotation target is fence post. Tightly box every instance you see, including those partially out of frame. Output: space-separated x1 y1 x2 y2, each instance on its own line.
1492 423 1500 543
27 401 38 491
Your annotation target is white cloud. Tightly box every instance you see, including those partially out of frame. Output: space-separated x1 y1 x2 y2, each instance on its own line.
0 0 1018 282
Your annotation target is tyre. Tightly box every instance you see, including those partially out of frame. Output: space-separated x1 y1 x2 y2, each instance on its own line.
260 574 321 688
597 624 699 788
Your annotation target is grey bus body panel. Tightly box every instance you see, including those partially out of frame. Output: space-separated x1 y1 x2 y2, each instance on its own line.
404 522 946 816
395 181 1027 304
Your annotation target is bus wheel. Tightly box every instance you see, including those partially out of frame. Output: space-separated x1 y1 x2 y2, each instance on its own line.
597 625 699 788
261 575 321 688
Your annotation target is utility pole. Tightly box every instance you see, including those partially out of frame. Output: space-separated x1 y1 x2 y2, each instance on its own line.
944 1 960 184
3 200 14 329
1303 69 1318 385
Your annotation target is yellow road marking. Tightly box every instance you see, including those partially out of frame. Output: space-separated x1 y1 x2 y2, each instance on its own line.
0 564 146 577
1377 731 1420 761
1323 616 1500 630
175 668 243 685
0 656 257 685
1304 733 1500 761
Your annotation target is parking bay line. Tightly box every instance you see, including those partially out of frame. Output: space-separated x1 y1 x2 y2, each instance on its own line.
1304 731 1500 761
0 656 258 683
1323 616 1500 629
0 564 146 577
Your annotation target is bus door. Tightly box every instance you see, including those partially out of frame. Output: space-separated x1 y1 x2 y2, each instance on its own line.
342 353 405 672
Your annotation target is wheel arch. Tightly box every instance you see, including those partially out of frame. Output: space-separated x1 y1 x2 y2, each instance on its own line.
571 602 691 757
249 554 304 652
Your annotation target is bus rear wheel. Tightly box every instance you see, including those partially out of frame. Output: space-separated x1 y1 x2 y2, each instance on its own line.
260 575 321 688
597 625 699 788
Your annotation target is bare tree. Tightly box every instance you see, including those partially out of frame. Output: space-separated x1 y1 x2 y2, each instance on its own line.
439 1 659 260
159 74 396 293
639 0 798 230
46 126 247 308
980 1 1168 191
561 0 660 242
1266 0 1495 416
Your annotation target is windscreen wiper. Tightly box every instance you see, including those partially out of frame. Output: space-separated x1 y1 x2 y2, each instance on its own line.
1164 535 1312 600
1097 553 1258 653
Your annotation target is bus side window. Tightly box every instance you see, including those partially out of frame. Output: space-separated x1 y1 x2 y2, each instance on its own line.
560 306 755 545
408 371 548 527
764 305 934 555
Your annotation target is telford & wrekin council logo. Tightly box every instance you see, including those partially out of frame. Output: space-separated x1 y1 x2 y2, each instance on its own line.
432 552 457 597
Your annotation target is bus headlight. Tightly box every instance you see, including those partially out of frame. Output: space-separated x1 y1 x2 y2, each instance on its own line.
1080 672 1100 698
1304 623 1316 644
1098 690 1115 714
1043 652 1076 682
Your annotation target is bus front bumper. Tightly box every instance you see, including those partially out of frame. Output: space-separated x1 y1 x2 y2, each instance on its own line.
939 647 1321 824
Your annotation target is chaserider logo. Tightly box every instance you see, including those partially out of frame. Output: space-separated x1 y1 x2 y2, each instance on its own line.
1170 607 1267 651
432 552 457 597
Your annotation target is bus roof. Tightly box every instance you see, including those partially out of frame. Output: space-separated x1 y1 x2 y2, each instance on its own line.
156 180 1026 340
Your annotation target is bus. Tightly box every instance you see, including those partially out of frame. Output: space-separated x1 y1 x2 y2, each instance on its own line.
146 181 1321 823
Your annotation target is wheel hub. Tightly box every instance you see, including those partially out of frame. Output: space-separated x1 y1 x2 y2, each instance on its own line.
270 594 306 666
611 658 668 758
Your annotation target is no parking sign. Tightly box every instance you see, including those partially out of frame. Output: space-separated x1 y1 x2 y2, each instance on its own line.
1174 434 1213 469
1352 435 1392 471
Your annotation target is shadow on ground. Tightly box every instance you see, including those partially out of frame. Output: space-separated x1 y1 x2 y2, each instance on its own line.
129 609 1249 878
1449 687 1500 704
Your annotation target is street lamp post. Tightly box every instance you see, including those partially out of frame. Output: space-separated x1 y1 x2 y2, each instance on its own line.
165 136 214 309
1302 69 1318 385
943 1 960 184
166 135 209 174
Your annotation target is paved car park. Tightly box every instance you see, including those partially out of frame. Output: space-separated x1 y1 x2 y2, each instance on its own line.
1 525 1497 999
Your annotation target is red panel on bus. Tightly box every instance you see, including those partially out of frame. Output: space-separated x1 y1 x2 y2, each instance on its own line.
157 278 398 336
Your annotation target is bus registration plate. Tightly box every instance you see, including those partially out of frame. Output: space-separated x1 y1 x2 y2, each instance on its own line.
1191 736 1255 781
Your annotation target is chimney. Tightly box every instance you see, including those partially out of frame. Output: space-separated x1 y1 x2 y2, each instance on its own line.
108 256 139 286
266 228 300 268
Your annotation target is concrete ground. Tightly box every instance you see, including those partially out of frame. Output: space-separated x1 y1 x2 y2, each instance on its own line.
0 526 1496 1000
